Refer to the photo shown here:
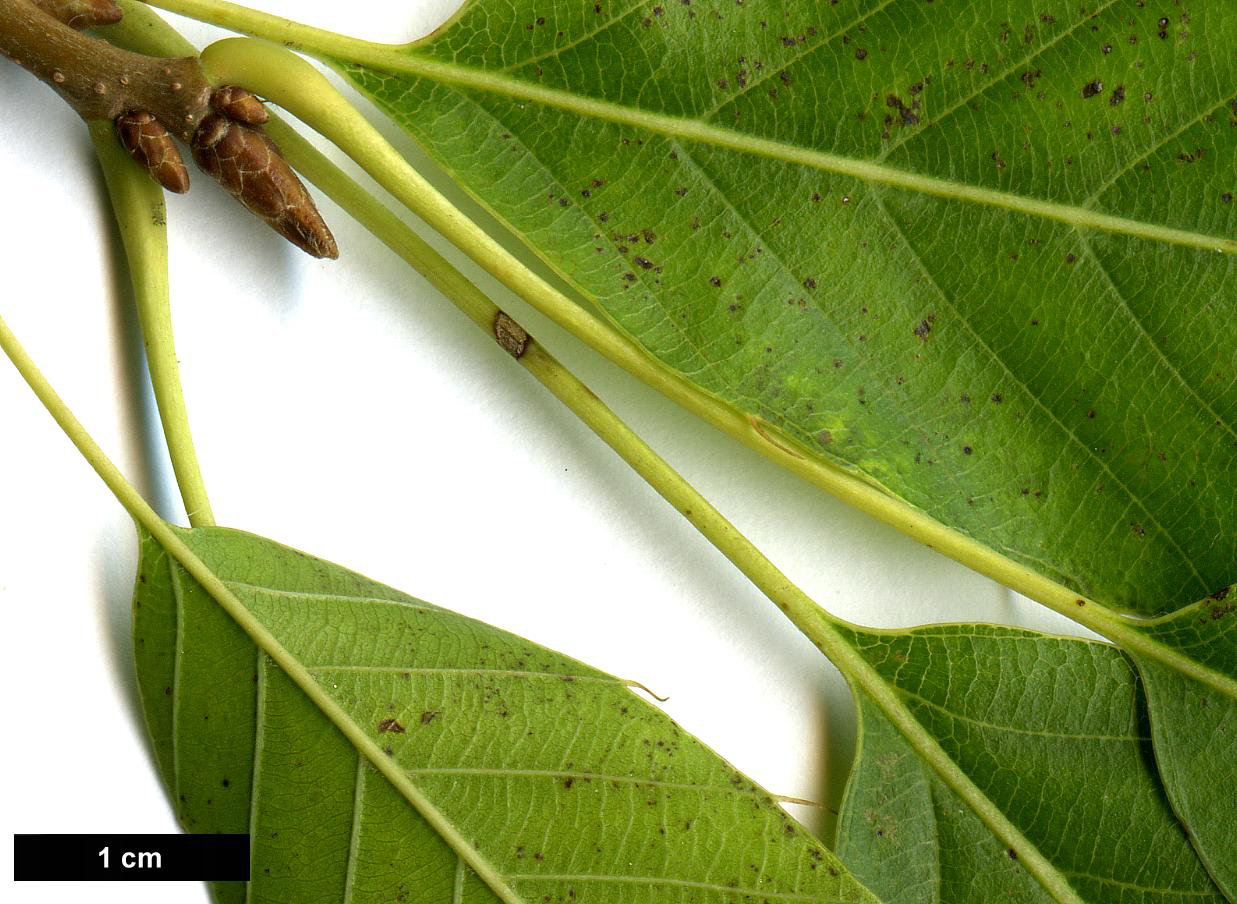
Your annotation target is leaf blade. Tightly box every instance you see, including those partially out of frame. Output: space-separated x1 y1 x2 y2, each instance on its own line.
133 525 878 904
311 3 1237 874
1128 590 1237 899
835 624 1225 904
328 0 1234 616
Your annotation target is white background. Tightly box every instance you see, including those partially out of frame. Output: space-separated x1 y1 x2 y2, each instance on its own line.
0 2 1091 901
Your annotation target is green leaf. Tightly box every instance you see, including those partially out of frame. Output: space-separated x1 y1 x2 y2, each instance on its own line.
833 624 1224 904
110 1 1237 895
331 0 1234 617
132 525 878 904
1126 588 1237 900
311 4 1237 884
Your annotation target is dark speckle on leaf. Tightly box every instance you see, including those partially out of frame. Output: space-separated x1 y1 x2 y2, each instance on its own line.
885 93 920 126
1081 79 1103 99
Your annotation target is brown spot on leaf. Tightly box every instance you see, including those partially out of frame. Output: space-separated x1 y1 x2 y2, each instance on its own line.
885 93 920 126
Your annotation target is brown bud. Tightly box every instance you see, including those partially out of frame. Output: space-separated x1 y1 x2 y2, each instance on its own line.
191 114 338 259
32 0 123 30
210 86 269 125
115 110 190 194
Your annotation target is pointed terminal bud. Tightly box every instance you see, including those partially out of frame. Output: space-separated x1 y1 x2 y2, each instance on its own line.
32 0 123 30
115 110 190 194
210 86 268 125
191 113 338 259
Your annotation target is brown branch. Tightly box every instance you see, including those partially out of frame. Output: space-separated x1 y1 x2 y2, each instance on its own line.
32 0 123 30
0 0 210 138
0 0 337 258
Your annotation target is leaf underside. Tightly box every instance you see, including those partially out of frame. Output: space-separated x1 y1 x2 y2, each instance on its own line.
1127 589 1237 900
337 0 1235 617
327 6 1236 887
132 526 877 904
833 623 1224 904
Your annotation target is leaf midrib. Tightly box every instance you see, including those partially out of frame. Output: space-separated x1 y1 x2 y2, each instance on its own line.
871 190 1209 593
160 526 1087 904
145 0 1237 693
154 532 528 904
322 46 1235 255
417 0 1223 260
450 81 1210 593
162 534 881 904
244 649 268 904
445 84 1216 590
539 111 1211 589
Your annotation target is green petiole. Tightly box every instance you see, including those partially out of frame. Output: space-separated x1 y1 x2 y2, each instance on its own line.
90 121 215 527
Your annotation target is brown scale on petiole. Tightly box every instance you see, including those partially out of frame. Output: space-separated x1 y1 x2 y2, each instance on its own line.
493 311 531 358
